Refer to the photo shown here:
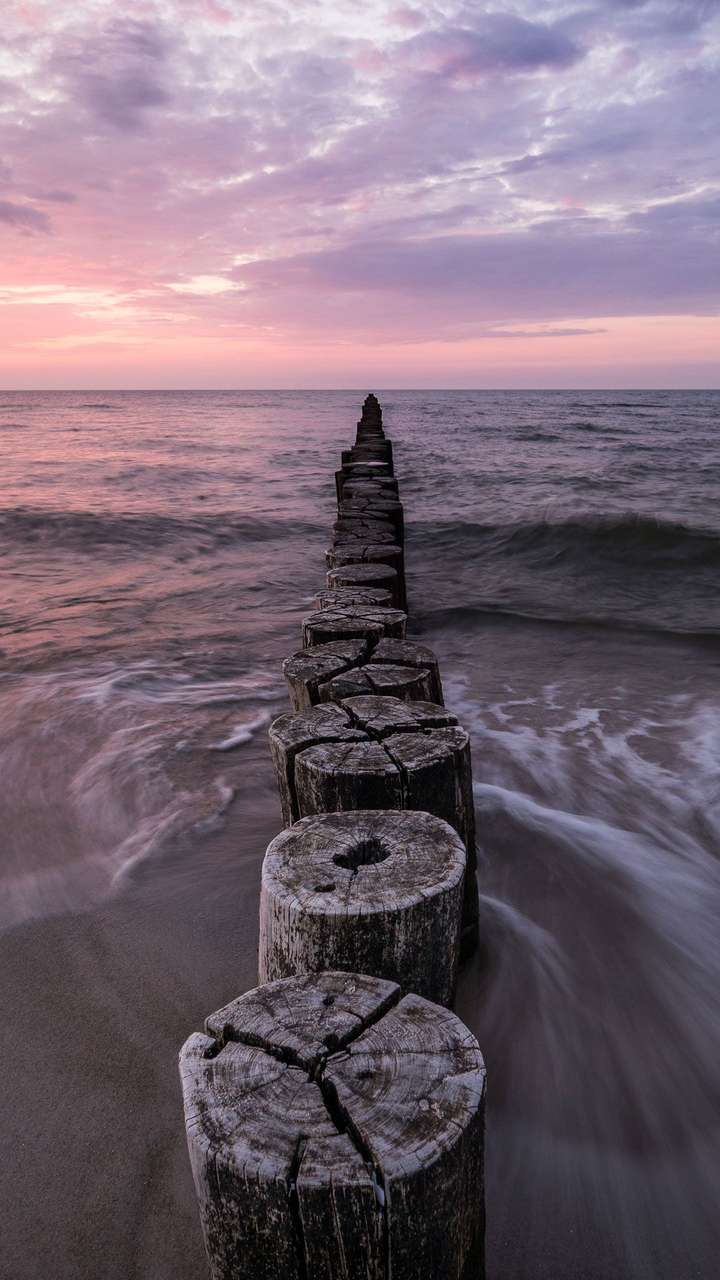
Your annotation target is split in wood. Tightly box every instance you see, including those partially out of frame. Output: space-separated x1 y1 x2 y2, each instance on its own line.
338 501 404 544
283 636 443 711
259 810 465 1005
179 970 485 1280
303 605 407 647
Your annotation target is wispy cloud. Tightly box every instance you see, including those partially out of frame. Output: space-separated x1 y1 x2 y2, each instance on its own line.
0 200 50 233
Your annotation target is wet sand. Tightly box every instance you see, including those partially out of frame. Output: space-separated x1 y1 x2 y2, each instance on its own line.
0 755 278 1280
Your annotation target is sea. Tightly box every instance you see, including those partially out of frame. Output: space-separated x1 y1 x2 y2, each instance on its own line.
1 389 718 1280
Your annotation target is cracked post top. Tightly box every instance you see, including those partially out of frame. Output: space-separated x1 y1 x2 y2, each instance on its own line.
179 971 485 1280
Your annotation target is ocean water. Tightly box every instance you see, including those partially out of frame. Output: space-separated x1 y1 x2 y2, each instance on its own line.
1 389 718 1280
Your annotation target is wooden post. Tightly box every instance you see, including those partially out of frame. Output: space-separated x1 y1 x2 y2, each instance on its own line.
314 659 438 705
327 562 401 607
341 693 456 736
315 586 393 609
282 639 368 712
342 479 399 499
259 809 465 1006
330 525 398 545
338 498 404 542
179 970 486 1280
327 543 404 574
371 637 444 704
333 516 396 542
268 702 365 826
336 471 398 499
283 638 442 708
303 605 406 646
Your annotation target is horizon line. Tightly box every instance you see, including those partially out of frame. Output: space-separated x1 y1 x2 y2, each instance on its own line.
1 386 719 394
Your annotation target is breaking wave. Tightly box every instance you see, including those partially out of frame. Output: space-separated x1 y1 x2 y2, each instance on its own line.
414 513 720 569
0 506 324 554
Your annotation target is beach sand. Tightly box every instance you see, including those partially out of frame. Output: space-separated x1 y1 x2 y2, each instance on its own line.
0 756 279 1280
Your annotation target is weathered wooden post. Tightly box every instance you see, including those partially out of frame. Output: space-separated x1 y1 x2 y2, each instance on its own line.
282 638 443 709
268 695 479 952
313 659 437 704
268 701 362 825
303 604 406 646
327 561 401 606
333 521 397 549
327 541 404 580
331 524 398 545
281 639 368 712
367 637 444 703
338 497 404 541
179 970 486 1280
342 478 399 499
336 471 399 502
315 586 394 609
259 809 465 1005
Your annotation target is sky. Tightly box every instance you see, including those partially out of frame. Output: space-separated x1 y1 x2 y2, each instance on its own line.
1 0 719 388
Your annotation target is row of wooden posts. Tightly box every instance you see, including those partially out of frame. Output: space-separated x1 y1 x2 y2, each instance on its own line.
179 396 487 1278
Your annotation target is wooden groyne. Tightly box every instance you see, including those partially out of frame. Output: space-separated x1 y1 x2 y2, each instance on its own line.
179 395 486 1279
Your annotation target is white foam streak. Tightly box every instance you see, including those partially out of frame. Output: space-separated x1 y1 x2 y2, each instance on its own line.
209 711 270 751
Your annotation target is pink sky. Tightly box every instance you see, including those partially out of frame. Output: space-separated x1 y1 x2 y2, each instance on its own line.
1 0 718 387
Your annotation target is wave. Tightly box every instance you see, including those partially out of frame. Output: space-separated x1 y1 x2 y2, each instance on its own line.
0 506 325 553
410 513 720 637
514 430 560 442
416 600 720 640
414 513 720 570
603 400 669 409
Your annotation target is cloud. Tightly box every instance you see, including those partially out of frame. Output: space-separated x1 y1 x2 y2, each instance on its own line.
34 189 76 203
233 191 720 337
492 326 609 338
396 12 585 80
166 275 242 295
388 7 426 30
0 200 50 233
50 18 172 132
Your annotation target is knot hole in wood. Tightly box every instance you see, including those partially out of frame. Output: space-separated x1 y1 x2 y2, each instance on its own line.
332 837 390 871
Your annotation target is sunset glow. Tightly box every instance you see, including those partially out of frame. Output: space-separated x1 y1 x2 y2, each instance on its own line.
1 0 718 387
